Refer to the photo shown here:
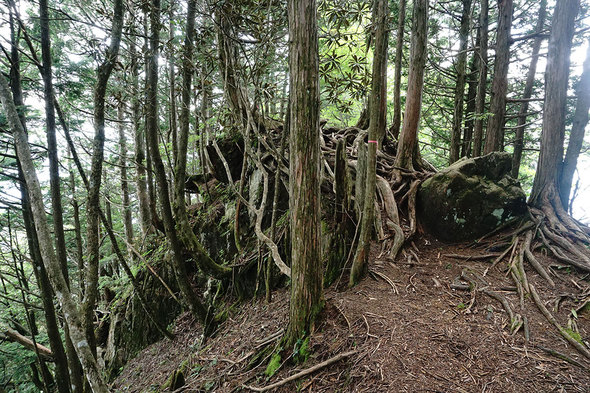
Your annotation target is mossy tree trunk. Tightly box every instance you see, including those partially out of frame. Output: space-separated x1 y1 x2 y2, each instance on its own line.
284 0 323 349
1 69 110 393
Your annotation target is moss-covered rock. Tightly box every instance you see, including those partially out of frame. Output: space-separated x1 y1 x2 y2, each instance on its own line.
418 152 526 242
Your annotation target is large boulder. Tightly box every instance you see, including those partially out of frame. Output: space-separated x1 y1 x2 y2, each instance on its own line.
417 152 527 242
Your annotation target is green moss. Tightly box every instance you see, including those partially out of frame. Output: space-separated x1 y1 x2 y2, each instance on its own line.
297 337 311 362
265 353 282 377
563 328 583 344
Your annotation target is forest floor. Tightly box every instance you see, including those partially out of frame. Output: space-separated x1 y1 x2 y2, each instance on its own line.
114 233 590 392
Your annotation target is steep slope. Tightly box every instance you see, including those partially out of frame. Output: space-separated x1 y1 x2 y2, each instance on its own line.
114 235 590 392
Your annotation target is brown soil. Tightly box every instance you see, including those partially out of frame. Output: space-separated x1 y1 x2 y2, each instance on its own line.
114 235 590 392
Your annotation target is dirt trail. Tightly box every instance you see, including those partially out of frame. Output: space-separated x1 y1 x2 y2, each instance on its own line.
114 235 590 392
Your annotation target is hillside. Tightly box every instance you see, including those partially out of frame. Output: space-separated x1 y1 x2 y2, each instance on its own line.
114 235 590 392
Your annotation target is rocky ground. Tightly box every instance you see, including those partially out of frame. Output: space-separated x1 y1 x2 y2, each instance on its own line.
114 233 590 393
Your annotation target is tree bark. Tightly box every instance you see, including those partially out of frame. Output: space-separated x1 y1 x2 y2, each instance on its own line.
483 0 513 154
391 0 407 141
559 39 590 210
1 72 110 393
350 0 389 286
511 0 547 178
449 0 473 164
12 5 72 390
529 0 579 207
461 32 480 158
118 101 134 250
129 34 152 237
284 0 323 349
472 0 489 157
146 0 210 323
82 0 124 357
395 0 429 171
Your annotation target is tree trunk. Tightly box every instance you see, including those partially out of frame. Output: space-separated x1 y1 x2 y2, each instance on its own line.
449 0 473 164
12 5 72 390
391 0 407 141
472 0 489 157
1 72 110 393
350 0 389 286
82 0 124 357
511 0 547 178
559 39 590 210
284 0 323 349
130 35 152 237
395 0 429 171
118 101 134 249
483 0 513 154
461 33 480 158
146 0 209 323
529 0 579 208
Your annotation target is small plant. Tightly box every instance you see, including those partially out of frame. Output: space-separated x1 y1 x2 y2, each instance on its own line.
456 302 466 310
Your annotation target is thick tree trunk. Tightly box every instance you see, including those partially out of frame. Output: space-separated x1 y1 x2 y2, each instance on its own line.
529 0 579 208
1 72 110 393
284 0 323 349
350 0 389 286
559 40 590 210
472 0 489 157
483 0 513 154
511 0 547 178
395 0 429 171
391 0 406 141
449 0 473 164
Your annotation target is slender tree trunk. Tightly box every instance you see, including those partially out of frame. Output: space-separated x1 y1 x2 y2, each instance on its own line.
13 5 72 391
483 0 513 154
511 0 547 178
169 1 178 167
461 33 480 158
118 101 134 249
395 0 429 171
391 0 407 141
284 0 323 349
350 0 389 286
559 39 590 209
473 0 489 157
449 0 473 164
1 72 110 393
82 0 124 357
529 0 579 207
130 35 151 237
146 0 209 323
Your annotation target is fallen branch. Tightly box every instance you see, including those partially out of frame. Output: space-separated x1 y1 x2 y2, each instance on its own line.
0 326 53 361
243 350 357 392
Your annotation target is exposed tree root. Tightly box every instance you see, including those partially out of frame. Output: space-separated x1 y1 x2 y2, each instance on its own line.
242 350 358 392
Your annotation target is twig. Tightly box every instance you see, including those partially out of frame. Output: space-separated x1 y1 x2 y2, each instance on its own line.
242 350 358 392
